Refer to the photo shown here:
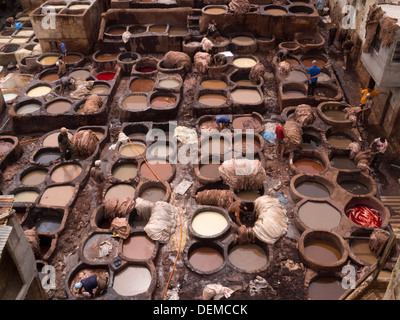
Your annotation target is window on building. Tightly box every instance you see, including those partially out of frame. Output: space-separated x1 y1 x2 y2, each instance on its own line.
392 41 400 63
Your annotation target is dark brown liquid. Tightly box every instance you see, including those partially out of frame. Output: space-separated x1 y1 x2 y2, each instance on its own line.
339 180 369 195
64 55 82 64
189 247 224 272
308 277 346 300
232 117 262 131
123 234 156 260
139 187 166 202
302 58 326 68
304 240 341 264
199 163 220 179
298 201 342 229
330 156 357 170
129 78 154 92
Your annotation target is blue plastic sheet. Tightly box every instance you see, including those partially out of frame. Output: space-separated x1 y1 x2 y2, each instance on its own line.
271 192 288 205
262 131 276 144
14 22 22 30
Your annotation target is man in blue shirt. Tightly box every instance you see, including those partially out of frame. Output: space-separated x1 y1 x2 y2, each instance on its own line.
59 42 67 59
215 115 230 131
307 60 320 96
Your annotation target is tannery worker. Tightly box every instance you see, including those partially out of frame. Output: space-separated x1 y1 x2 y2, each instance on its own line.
212 53 227 66
58 42 67 60
215 115 230 131
275 119 286 159
90 160 105 202
276 49 289 63
58 127 78 163
360 87 390 104
205 20 222 43
59 76 74 95
56 58 67 78
74 274 108 298
370 137 388 172
307 60 320 96
228 200 251 226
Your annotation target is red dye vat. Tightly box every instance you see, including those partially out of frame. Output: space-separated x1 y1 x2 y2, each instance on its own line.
346 205 382 228
138 67 156 73
96 72 115 81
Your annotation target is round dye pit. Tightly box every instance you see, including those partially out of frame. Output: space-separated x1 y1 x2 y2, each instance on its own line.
188 246 224 273
304 240 342 264
158 78 180 89
283 90 306 98
350 239 378 265
264 8 287 15
46 100 72 114
35 216 62 233
140 160 173 181
82 233 119 262
63 54 83 64
232 116 262 131
139 186 166 203
119 142 147 157
308 276 346 300
339 180 369 195
284 70 307 82
233 136 261 154
40 72 59 82
147 143 173 158
129 78 154 92
293 158 324 174
346 204 382 228
233 57 257 68
105 27 126 36
198 94 227 106
285 58 300 68
327 135 353 149
50 164 82 183
90 84 110 94
26 85 52 97
330 156 357 170
122 94 148 110
104 184 135 201
232 36 255 46
0 140 14 154
34 150 60 164
14 190 40 203
39 56 59 65
150 95 176 108
200 79 227 89
322 107 347 121
39 185 75 206
42 132 73 147
113 266 152 296
204 7 226 14
191 211 229 237
96 72 115 81
199 119 219 131
201 137 231 154
95 53 118 62
298 201 342 230
69 4 90 9
69 69 91 80
199 163 221 179
112 163 138 181
314 86 337 99
295 180 330 198
230 89 262 104
122 234 156 260
21 169 47 185
235 189 262 201
228 244 268 272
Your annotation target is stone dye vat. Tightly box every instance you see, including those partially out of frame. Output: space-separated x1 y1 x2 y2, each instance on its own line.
122 233 157 261
233 56 258 69
235 189 263 202
228 241 269 273
25 84 52 97
14 100 41 114
232 114 263 132
326 134 354 149
42 132 73 148
200 79 228 89
329 154 358 171
139 159 174 182
337 172 375 196
121 94 148 111
20 168 47 185
13 189 40 203
293 158 325 174
34 216 62 233
200 135 232 155
119 141 147 157
295 180 330 199
230 88 263 105
186 242 225 273
39 185 75 207
298 229 348 272
262 5 288 16
50 163 82 183
104 183 135 201
296 200 342 230
82 232 119 263
45 99 72 114
113 265 153 297
308 275 347 300
190 207 230 239
138 185 167 203
129 78 155 93
33 148 60 164
112 162 138 181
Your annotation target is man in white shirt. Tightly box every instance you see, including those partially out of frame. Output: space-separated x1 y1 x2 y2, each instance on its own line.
370 137 387 171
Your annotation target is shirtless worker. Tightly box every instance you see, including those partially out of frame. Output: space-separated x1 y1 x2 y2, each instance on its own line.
228 200 252 226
